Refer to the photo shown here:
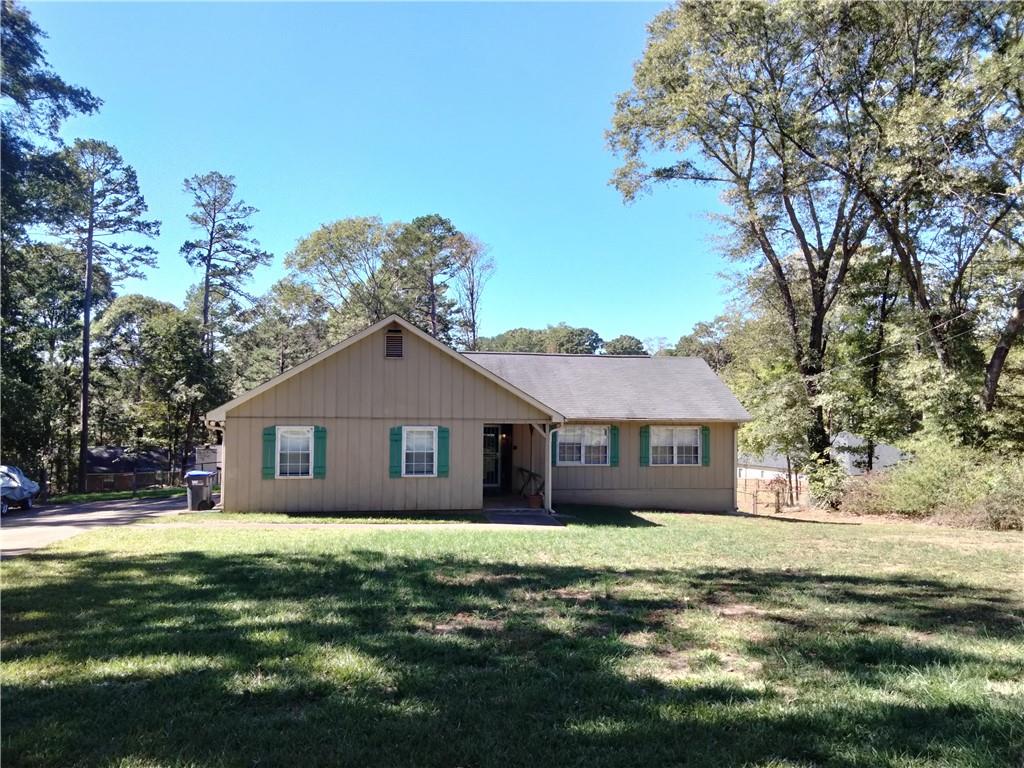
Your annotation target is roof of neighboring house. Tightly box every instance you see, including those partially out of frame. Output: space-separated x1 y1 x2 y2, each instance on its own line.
464 352 751 422
86 446 169 474
738 451 793 471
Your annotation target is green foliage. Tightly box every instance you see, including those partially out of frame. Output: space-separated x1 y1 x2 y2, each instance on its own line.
0 0 98 485
477 323 604 354
842 435 1024 530
609 0 1024 458
180 171 271 355
602 335 646 356
57 139 160 279
667 319 733 372
476 327 547 352
286 215 403 327
550 324 603 354
226 278 330 392
392 214 463 343
803 453 847 509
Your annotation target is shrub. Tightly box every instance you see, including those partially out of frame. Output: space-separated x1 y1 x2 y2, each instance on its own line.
805 453 847 509
839 435 1024 530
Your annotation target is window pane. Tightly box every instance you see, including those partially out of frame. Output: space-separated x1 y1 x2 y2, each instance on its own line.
584 444 608 465
278 428 312 476
558 427 584 463
404 429 435 475
650 427 673 447
676 428 699 465
676 428 700 447
651 446 675 465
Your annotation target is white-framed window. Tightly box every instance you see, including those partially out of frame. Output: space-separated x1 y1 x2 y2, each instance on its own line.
402 426 437 477
650 426 701 466
276 426 314 478
558 425 609 466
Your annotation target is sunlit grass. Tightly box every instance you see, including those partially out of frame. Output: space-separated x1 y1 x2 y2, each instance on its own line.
2 507 1022 767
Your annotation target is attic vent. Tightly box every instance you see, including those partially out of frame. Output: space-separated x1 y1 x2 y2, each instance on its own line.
385 330 404 358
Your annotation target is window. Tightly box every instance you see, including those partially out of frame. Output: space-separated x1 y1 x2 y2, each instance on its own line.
650 427 700 466
558 426 609 466
403 426 437 477
385 330 403 358
276 426 314 478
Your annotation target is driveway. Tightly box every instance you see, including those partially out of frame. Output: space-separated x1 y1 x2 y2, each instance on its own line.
0 495 188 558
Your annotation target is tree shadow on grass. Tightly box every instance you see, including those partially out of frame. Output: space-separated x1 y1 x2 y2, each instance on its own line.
2 550 1022 767
555 505 661 527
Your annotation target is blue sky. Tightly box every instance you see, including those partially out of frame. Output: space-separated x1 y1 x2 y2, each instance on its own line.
28 1 731 346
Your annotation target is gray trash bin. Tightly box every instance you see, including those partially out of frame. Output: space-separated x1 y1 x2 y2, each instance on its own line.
185 470 216 511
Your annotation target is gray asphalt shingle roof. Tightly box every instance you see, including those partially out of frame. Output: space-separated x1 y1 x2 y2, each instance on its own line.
463 353 751 422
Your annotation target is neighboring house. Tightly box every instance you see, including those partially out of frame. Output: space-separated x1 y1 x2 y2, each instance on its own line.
737 451 806 483
205 315 751 514
831 431 905 475
85 446 172 492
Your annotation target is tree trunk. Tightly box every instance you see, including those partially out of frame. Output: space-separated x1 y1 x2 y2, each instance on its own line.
201 214 216 358
428 269 438 337
77 184 95 493
202 259 212 358
866 195 954 369
982 286 1024 411
785 454 794 505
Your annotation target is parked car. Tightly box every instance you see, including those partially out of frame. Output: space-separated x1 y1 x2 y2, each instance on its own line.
1 465 40 515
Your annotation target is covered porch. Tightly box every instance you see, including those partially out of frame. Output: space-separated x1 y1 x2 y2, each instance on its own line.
480 421 558 513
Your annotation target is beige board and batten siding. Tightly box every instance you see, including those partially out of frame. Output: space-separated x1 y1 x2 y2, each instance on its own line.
512 421 737 512
223 327 549 512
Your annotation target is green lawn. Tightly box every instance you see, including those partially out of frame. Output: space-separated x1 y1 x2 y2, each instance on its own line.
2 507 1022 767
46 486 186 505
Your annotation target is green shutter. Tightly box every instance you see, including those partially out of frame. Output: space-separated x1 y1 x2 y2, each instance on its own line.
609 425 619 467
313 426 327 479
639 426 650 467
389 426 403 478
551 429 559 466
701 425 711 466
262 426 276 479
437 426 450 477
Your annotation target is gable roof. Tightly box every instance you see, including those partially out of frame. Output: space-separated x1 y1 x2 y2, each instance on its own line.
205 315 564 422
464 352 751 422
86 446 170 474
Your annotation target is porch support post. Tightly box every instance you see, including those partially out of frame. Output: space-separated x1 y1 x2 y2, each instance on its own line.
544 422 559 514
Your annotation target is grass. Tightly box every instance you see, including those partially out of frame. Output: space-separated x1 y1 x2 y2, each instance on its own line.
2 506 1022 767
46 486 186 505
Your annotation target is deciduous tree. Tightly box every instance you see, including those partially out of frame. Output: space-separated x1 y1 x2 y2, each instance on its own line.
286 216 403 332
602 335 646 355
451 234 495 350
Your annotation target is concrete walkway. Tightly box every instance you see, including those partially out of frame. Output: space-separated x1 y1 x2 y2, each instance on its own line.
0 495 186 558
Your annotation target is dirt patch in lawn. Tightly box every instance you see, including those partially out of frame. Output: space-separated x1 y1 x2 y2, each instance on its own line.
433 571 525 587
422 612 505 636
710 602 766 619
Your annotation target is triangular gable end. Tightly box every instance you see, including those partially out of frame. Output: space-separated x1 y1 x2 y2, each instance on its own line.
205 315 564 423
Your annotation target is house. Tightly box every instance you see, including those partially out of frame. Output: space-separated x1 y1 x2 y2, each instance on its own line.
204 315 751 514
85 446 172 492
737 451 805 483
831 431 905 475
